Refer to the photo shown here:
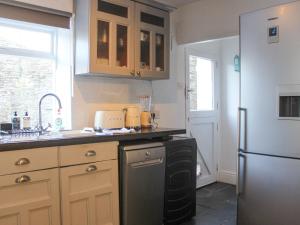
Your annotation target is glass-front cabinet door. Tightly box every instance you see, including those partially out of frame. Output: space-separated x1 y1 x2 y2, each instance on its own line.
90 0 135 76
135 3 170 79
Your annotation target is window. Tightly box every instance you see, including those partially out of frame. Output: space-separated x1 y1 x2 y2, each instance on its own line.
189 56 215 111
0 18 72 129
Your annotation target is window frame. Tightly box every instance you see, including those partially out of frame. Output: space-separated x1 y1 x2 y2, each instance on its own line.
192 55 215 112
185 47 219 119
0 18 72 130
0 18 56 59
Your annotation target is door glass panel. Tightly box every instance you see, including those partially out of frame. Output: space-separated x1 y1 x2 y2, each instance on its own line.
189 56 214 111
141 12 164 27
97 20 109 65
116 25 128 67
140 30 150 70
98 0 128 18
155 33 164 72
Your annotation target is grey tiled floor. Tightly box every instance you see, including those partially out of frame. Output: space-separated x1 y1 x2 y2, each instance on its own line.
183 182 237 225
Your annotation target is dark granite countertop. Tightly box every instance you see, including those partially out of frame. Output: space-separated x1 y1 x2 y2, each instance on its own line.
0 128 186 151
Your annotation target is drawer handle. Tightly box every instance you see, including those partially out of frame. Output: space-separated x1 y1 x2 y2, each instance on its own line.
86 165 98 173
15 158 30 166
15 175 31 184
85 150 96 157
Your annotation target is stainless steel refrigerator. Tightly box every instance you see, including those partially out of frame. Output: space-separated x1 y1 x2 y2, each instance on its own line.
238 1 300 225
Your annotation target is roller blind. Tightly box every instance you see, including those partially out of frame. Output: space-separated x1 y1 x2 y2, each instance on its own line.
0 1 71 28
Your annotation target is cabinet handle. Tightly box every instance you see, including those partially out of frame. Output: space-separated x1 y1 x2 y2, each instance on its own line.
137 71 141 77
86 165 98 173
130 70 135 77
15 158 30 166
85 150 96 157
15 175 31 184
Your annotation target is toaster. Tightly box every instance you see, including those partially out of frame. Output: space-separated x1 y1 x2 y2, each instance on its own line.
94 110 125 131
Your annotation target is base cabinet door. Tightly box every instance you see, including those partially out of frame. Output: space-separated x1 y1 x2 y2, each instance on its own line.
60 160 119 225
0 168 61 225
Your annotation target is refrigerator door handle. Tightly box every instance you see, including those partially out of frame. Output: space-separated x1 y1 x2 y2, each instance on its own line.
238 107 247 152
238 152 246 196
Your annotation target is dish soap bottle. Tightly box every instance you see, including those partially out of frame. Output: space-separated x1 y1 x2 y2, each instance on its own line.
12 111 21 130
22 112 31 130
54 109 63 132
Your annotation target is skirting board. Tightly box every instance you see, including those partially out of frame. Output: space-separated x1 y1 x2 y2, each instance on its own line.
217 170 236 185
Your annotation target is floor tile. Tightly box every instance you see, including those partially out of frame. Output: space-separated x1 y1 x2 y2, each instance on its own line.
182 182 237 225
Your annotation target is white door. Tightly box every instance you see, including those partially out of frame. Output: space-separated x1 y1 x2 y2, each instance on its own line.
186 48 220 188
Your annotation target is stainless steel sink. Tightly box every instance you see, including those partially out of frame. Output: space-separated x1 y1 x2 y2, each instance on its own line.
0 130 97 143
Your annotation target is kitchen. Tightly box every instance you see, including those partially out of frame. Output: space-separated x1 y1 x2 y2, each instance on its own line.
0 0 299 225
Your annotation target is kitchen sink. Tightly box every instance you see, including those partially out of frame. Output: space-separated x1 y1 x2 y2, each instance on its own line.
0 130 97 143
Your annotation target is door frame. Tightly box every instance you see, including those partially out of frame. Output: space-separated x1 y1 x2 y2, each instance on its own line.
185 46 221 187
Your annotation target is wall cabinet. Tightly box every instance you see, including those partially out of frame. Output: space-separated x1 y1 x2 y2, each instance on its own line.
0 169 61 225
75 0 170 80
14 0 73 13
135 3 170 79
91 0 135 77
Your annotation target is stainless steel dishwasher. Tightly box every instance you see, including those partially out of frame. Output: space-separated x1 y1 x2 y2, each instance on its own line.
119 142 166 225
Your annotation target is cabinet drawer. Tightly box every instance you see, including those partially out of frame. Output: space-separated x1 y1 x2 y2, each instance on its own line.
0 147 58 176
59 142 118 166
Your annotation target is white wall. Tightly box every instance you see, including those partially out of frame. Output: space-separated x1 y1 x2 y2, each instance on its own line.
72 77 152 129
218 37 240 185
174 0 295 44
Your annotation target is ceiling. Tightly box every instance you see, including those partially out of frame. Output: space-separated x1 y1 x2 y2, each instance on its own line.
156 0 200 7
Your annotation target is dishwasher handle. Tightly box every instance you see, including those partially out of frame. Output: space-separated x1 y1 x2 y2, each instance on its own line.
130 158 164 168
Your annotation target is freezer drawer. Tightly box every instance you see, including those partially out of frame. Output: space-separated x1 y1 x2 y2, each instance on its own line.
238 152 300 225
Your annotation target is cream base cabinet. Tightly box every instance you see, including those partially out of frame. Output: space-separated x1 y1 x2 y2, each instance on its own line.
0 168 61 225
60 160 119 225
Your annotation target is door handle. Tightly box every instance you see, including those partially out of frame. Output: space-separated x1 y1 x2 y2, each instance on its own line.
15 175 31 184
130 70 135 77
15 158 30 166
237 152 246 196
130 158 164 168
86 165 98 173
85 150 96 157
238 107 247 152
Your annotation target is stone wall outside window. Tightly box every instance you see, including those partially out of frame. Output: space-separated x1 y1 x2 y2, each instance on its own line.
0 54 55 128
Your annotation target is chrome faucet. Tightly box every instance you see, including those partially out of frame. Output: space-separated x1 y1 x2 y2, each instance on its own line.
38 93 62 134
